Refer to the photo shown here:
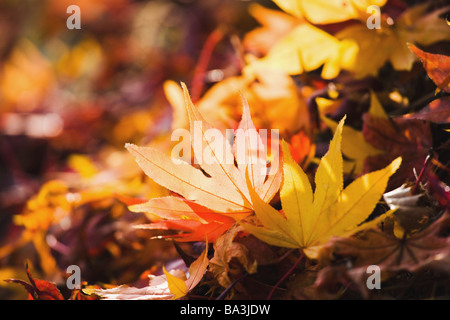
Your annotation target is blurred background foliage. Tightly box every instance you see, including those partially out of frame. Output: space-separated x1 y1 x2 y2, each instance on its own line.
0 0 267 299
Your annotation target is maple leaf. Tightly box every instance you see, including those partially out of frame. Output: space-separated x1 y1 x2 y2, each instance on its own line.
362 112 433 189
164 241 209 300
132 197 235 242
418 96 450 123
336 4 450 78
4 263 64 300
408 44 450 94
273 0 388 24
95 244 209 300
94 271 182 300
243 3 301 56
402 45 450 123
403 97 450 124
245 21 358 79
164 67 311 137
126 83 282 241
322 92 433 187
320 214 450 275
241 117 401 259
320 92 385 175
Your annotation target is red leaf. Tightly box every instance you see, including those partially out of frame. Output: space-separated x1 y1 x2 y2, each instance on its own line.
288 131 312 164
5 264 64 300
403 97 450 124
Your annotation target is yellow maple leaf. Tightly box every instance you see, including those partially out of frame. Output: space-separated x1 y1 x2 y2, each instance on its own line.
320 92 386 175
245 22 358 79
244 3 301 56
273 0 388 24
164 242 209 300
241 116 401 259
336 4 450 78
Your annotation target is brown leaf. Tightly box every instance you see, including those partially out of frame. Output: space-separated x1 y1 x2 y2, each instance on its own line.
362 114 433 188
383 184 433 236
321 214 450 273
209 225 257 290
403 97 450 124
314 214 450 298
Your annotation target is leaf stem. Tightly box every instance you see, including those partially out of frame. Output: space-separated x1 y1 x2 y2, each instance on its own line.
266 250 304 300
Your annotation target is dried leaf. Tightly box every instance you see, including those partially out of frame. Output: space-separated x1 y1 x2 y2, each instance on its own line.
321 214 450 273
96 244 209 300
209 226 257 289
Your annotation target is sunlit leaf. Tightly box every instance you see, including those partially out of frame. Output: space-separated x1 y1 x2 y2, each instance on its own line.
241 117 401 258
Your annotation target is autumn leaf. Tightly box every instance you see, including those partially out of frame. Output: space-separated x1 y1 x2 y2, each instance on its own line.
95 243 209 300
241 116 401 258
11 180 71 275
69 282 101 300
320 214 450 274
126 83 282 241
164 241 209 299
209 225 258 290
164 67 311 137
383 184 432 237
322 92 433 187
408 44 450 94
320 92 385 175
362 112 432 188
245 22 358 79
287 130 314 166
244 3 301 56
273 0 388 24
132 196 235 242
336 4 450 78
403 97 450 124
4 264 64 300
94 271 181 300
404 45 450 123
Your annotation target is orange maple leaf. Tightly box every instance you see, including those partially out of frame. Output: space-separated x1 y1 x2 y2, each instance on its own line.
126 83 282 242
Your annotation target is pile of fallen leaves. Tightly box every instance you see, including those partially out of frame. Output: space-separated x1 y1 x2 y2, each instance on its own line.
1 0 449 300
